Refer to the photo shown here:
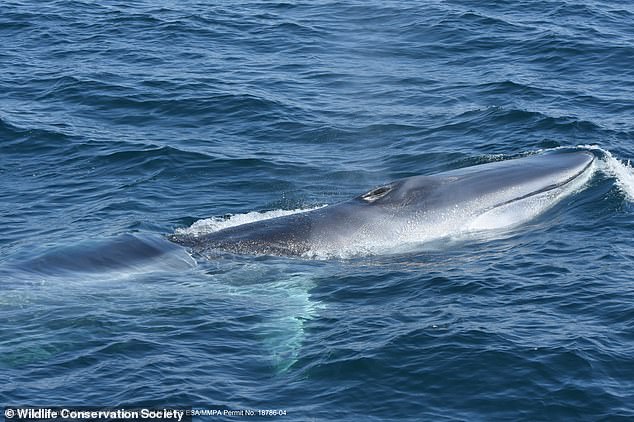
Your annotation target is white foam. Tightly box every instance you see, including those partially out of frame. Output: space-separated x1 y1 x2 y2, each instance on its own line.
175 205 326 237
595 148 634 202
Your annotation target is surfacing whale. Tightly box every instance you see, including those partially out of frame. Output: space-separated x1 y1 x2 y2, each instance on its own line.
170 151 595 257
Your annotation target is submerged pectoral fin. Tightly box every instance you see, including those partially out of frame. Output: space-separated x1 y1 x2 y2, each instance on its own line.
231 272 321 373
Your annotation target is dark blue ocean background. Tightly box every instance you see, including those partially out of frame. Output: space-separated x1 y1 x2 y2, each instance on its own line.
2 1 634 420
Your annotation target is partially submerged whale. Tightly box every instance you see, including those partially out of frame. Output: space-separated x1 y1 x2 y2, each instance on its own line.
170 151 595 257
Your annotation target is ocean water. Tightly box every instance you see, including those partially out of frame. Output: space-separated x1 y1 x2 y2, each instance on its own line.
2 1 634 420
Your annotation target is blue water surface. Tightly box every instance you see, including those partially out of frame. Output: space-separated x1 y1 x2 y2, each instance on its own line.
2 1 634 420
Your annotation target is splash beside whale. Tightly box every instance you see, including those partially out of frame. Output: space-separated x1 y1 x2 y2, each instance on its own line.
170 151 595 258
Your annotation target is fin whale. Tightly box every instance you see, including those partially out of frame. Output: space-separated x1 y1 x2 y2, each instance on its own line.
170 151 595 257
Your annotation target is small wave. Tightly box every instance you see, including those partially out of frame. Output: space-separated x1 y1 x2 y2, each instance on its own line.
174 206 326 237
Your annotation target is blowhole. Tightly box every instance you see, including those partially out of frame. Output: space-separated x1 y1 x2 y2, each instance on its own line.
360 185 392 202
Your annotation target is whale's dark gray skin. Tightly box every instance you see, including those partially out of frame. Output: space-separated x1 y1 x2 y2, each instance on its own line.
170 151 595 257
